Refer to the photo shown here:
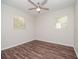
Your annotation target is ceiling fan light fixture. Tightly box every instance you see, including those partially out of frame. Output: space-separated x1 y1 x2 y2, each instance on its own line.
28 0 49 13
36 7 41 11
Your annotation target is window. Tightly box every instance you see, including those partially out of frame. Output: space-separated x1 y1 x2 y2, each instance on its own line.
14 16 25 29
56 16 68 29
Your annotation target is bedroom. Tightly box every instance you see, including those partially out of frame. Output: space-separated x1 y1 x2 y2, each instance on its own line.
1 0 78 59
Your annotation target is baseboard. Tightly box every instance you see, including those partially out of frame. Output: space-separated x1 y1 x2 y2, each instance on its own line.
74 48 78 57
1 40 34 50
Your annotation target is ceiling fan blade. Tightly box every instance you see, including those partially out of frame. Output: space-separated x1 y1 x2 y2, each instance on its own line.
28 0 37 7
40 7 49 10
41 0 48 5
28 8 36 10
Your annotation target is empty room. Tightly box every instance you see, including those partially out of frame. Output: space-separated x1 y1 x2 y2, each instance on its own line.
1 0 78 59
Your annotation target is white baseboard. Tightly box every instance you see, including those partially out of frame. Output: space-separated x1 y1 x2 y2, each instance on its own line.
74 48 78 57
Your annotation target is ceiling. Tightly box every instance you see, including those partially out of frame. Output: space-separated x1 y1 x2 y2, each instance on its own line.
2 0 76 16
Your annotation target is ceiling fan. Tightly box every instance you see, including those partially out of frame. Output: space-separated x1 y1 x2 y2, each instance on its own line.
28 0 49 13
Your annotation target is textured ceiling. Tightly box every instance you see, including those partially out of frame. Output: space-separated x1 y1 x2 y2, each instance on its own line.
2 0 76 16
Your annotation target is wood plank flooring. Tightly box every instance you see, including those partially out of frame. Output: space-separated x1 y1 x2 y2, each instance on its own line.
1 40 77 59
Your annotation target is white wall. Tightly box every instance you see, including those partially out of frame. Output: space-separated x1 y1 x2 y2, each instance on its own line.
1 3 35 50
74 2 78 56
35 7 74 47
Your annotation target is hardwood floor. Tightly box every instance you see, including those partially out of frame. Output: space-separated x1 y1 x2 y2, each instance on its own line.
1 40 77 59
